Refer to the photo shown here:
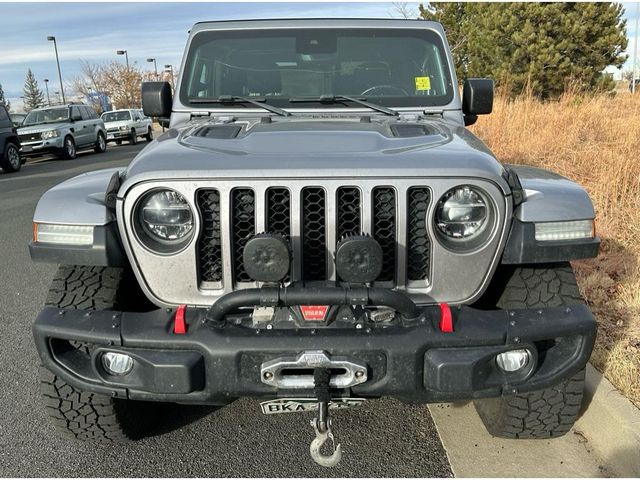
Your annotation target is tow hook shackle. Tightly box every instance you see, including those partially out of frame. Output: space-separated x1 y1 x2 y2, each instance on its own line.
309 368 343 468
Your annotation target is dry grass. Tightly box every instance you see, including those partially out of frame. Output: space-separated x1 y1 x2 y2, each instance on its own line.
471 91 640 406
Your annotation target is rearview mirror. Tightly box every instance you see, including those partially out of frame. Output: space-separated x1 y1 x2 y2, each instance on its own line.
462 78 494 126
142 81 173 118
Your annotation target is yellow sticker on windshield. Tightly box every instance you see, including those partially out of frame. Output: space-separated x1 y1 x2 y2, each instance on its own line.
415 76 431 91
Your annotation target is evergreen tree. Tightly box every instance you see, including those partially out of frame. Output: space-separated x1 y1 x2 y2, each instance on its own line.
0 83 10 111
23 69 45 111
421 2 628 98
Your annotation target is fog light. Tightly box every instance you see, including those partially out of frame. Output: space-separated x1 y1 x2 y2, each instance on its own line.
101 352 134 376
496 349 530 372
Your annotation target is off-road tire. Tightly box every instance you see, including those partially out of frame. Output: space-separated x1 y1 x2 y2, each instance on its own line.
94 132 107 154
1 142 21 172
145 127 153 142
60 136 76 160
39 266 155 442
473 263 586 439
129 129 138 145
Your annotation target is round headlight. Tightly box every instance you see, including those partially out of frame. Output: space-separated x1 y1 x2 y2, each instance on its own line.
136 189 194 252
436 186 488 239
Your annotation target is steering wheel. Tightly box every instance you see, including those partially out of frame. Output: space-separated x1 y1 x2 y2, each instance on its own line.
360 85 410 97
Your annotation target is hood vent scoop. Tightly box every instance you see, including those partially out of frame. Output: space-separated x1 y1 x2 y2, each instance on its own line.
193 125 242 139
390 124 433 138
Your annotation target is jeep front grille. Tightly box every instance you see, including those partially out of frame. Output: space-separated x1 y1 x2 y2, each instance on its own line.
195 184 431 287
19 132 42 142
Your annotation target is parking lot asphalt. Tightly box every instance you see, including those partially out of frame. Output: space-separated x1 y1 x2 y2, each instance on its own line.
0 144 452 477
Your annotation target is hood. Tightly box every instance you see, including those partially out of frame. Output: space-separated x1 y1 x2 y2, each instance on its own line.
103 120 131 129
18 122 69 134
122 116 509 193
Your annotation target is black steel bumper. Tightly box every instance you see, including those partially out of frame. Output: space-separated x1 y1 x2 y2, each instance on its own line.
33 303 596 405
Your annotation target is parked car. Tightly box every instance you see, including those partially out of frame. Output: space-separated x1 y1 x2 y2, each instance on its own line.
0 105 23 173
101 108 153 145
10 112 26 128
30 19 600 468
17 104 107 159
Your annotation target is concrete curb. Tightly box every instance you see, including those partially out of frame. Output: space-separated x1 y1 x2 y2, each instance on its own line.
575 364 640 477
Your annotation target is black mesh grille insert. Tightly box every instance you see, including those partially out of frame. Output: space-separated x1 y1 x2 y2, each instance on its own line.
372 187 396 282
407 187 431 281
231 188 256 282
336 187 361 239
302 187 327 281
266 188 291 238
196 189 223 283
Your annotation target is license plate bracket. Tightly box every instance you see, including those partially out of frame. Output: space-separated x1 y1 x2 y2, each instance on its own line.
260 397 365 415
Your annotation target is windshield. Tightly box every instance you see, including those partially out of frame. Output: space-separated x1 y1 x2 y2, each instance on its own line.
180 28 454 109
102 111 132 122
23 107 69 126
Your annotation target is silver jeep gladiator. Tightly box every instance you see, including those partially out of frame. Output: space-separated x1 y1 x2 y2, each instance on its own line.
30 19 599 467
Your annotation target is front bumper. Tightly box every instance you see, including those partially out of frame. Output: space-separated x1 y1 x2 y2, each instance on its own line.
33 303 596 405
20 138 64 156
106 129 131 141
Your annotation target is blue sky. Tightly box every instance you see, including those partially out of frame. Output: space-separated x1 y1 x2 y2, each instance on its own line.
1 2 638 109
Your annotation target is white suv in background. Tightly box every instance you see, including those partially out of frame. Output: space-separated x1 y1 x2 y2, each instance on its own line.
101 109 153 145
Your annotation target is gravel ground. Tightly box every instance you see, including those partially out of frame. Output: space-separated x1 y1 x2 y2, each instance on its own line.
0 145 452 477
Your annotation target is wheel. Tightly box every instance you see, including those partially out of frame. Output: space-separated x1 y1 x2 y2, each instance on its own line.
60 136 76 160
93 132 107 154
145 127 153 142
473 263 586 439
0 142 21 173
115 140 123 145
40 265 157 442
129 129 138 145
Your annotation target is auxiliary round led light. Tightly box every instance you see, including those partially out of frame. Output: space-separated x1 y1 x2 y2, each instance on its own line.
101 352 134 376
496 349 531 373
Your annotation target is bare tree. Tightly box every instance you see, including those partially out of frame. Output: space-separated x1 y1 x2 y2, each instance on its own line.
391 2 418 19
71 60 145 111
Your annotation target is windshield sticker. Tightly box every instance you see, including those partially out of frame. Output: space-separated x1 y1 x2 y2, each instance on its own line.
415 76 432 91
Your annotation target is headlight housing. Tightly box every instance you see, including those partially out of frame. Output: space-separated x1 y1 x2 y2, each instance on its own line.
134 189 194 253
41 130 59 140
119 126 128 132
435 185 494 251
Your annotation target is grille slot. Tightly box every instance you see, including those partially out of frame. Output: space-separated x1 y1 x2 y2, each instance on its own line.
407 187 431 282
302 187 327 281
266 188 291 239
372 187 397 282
196 189 223 283
336 187 362 239
231 188 256 283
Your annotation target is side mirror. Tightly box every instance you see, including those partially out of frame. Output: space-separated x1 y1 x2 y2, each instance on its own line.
462 78 494 126
142 81 173 118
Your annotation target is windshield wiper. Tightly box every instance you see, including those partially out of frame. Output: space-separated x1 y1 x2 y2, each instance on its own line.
289 94 399 116
189 95 291 117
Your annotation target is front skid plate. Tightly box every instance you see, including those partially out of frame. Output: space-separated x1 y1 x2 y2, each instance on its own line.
260 398 366 414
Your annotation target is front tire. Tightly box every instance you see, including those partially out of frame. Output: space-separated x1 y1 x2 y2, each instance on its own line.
40 266 155 442
93 132 107 153
1 142 21 172
60 136 76 160
473 263 587 439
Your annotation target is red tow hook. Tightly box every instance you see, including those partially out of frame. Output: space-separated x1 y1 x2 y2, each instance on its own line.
438 302 454 333
174 304 187 334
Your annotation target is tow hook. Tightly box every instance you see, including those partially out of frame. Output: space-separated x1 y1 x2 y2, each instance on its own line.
309 368 342 467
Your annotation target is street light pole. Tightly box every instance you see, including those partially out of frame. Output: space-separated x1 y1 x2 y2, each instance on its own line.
164 64 175 90
43 79 51 106
47 36 66 104
117 50 129 69
147 58 158 80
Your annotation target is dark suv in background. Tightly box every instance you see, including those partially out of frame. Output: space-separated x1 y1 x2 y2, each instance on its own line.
0 105 23 173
